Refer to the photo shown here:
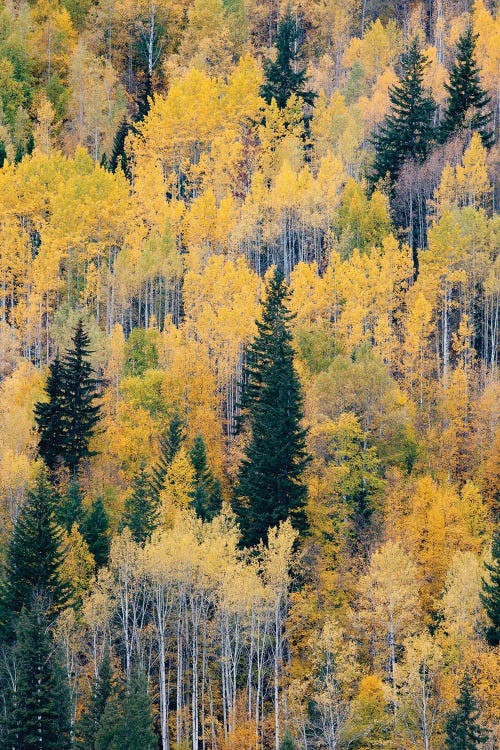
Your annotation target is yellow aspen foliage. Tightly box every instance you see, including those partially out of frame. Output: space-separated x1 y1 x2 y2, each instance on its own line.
439 550 485 654
61 524 96 607
160 447 196 525
342 19 401 87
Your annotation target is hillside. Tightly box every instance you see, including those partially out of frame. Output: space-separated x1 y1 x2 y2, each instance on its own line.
0 0 499 748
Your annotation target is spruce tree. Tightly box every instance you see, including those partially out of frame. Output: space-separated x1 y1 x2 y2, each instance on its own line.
481 527 500 646
108 120 131 178
281 730 295 750
151 414 184 497
445 672 487 750
60 320 101 473
189 435 222 522
34 356 67 472
81 498 110 569
370 39 436 186
76 649 113 750
0 470 68 637
57 479 84 532
260 8 316 109
3 600 71 750
95 671 155 750
234 268 309 547
122 464 158 545
439 27 493 148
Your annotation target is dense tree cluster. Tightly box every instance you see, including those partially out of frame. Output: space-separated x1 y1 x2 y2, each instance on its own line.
0 0 499 749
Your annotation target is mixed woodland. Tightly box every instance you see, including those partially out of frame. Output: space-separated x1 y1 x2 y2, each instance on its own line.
0 0 499 748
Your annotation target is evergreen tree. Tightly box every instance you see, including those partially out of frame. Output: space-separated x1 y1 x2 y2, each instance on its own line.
445 672 488 750
95 671 155 750
3 600 71 750
0 471 68 637
108 119 131 178
189 435 222 522
122 464 158 545
0 141 6 169
370 39 436 186
234 268 309 547
34 356 67 472
439 27 493 148
281 730 296 750
151 414 184 497
60 320 102 474
481 527 500 646
76 650 113 750
81 498 110 569
260 8 316 109
57 479 84 532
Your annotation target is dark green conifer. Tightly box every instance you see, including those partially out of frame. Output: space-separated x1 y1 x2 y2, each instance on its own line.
34 356 67 472
95 670 155 750
260 8 316 109
76 649 113 750
234 268 309 547
481 527 500 646
281 730 296 750
60 320 102 474
370 39 436 186
0 142 6 169
108 120 131 178
439 27 493 148
151 414 184 497
3 600 71 750
0 470 68 636
445 672 488 750
122 463 158 545
57 479 84 532
81 498 110 569
189 435 222 522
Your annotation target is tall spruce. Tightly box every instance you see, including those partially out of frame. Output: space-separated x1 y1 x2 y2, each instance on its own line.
76 649 113 750
108 120 131 178
481 526 500 646
260 8 316 109
60 320 101 473
439 27 493 148
445 672 488 750
0 470 68 637
2 600 71 750
57 479 84 532
34 356 67 472
189 435 222 522
122 463 158 545
151 414 184 497
81 498 110 569
370 39 436 186
234 268 309 547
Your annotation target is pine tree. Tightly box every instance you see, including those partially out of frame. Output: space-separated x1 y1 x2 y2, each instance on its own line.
439 27 493 148
151 414 184 497
81 498 110 569
189 435 222 522
34 356 67 472
76 650 113 750
57 479 84 532
481 527 500 646
108 120 131 178
122 464 158 545
370 39 436 186
0 141 6 169
3 600 71 750
260 8 316 109
60 320 102 474
234 268 309 547
281 730 296 750
0 470 69 637
445 672 488 750
95 671 155 750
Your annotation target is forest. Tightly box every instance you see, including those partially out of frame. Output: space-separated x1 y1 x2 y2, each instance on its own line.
0 0 499 748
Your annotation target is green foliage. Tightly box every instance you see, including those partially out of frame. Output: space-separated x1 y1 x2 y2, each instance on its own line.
481 527 500 646
122 463 158 545
81 498 110 569
109 119 131 179
370 39 436 186
34 356 67 472
151 413 185 496
76 649 114 750
96 671 156 750
440 27 493 148
124 328 159 377
260 8 315 109
2 600 71 750
0 470 69 637
445 672 488 750
234 268 309 547
57 479 85 532
281 730 295 750
189 435 222 522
